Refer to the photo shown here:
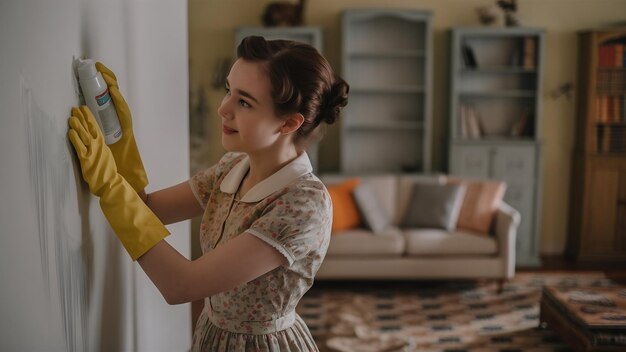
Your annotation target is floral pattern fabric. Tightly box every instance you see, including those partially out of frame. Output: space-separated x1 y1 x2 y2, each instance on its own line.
189 152 332 351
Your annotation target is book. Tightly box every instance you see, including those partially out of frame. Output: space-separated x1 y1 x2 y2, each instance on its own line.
598 96 608 123
466 105 482 139
613 44 624 67
523 37 536 69
511 107 532 137
613 96 621 122
462 44 477 69
599 45 608 67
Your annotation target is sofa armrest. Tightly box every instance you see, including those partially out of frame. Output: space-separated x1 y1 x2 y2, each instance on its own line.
494 202 521 278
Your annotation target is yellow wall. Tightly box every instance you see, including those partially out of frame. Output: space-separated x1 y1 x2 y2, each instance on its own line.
188 0 626 255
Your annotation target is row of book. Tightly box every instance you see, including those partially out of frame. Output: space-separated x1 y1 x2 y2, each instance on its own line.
596 95 626 123
458 104 483 138
597 124 626 153
458 104 532 138
596 70 626 95
598 43 626 68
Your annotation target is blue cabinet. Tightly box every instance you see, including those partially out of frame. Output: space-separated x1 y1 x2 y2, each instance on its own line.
448 27 545 267
341 9 433 173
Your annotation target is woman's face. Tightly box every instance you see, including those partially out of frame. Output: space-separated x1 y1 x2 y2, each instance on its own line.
218 58 285 154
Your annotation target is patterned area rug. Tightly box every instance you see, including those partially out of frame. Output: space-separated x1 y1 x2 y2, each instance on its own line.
296 272 620 352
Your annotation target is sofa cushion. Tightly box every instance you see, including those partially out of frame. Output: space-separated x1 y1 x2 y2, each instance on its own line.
326 227 405 257
404 228 498 255
395 174 445 225
447 177 506 235
327 178 361 233
321 174 397 222
353 182 391 234
402 182 466 231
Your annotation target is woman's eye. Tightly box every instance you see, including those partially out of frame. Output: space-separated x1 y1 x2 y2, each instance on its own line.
239 100 251 108
224 87 231 95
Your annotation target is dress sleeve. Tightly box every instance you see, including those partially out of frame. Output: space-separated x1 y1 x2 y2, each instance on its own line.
189 152 243 209
246 184 332 266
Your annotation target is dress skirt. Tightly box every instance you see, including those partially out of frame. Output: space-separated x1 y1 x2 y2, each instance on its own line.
191 309 319 352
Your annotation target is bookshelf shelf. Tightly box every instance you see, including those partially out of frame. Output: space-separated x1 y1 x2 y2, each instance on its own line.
567 27 626 263
448 27 545 268
597 67 626 71
461 67 537 74
348 50 426 58
458 90 537 98
352 85 425 94
597 122 626 126
345 120 424 130
342 9 432 173
452 136 537 143
596 93 626 97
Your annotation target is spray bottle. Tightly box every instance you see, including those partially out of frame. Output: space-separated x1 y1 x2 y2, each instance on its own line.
76 59 122 144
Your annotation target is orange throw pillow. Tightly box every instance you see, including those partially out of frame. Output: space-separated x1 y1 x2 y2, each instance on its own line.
448 177 506 235
327 178 361 233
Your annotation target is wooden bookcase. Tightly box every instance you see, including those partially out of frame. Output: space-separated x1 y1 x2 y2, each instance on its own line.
234 26 323 171
340 9 433 173
447 27 545 267
567 28 626 262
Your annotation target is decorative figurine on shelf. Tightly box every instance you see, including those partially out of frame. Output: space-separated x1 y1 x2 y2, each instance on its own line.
497 0 520 26
262 0 306 27
476 4 500 26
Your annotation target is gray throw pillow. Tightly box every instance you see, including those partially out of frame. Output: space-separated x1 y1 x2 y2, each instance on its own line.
352 183 391 234
402 182 466 231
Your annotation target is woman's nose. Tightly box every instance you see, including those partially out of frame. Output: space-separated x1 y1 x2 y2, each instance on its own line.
218 97 233 120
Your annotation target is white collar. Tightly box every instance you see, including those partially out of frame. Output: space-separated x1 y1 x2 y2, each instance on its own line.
220 152 313 203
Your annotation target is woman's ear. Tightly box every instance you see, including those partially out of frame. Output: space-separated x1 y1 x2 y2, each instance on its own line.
280 113 305 135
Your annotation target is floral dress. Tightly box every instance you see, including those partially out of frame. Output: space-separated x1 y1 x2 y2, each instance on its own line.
188 152 332 351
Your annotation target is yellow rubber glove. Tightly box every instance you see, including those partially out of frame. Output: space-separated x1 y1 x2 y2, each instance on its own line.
95 61 148 193
68 106 169 260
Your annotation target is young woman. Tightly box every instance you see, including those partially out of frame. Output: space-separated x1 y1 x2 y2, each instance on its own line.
67 36 349 351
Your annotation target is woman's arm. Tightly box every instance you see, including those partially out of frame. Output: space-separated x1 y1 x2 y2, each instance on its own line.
137 233 287 305
138 181 204 225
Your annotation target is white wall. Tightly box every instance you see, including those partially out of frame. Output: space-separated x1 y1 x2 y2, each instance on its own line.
0 0 190 351
126 1 192 350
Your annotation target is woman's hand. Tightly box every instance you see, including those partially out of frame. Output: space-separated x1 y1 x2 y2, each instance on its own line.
96 61 149 193
69 105 170 261
68 106 120 197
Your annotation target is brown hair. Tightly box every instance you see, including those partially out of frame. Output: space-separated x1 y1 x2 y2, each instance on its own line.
237 36 349 147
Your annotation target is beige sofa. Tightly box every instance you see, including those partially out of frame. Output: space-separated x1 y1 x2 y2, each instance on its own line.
316 174 521 290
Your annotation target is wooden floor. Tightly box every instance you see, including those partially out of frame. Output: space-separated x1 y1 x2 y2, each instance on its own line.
527 255 626 284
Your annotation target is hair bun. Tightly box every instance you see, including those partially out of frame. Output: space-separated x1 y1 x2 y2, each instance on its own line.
321 76 349 125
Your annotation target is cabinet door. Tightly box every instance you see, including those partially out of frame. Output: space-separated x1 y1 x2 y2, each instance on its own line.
449 145 492 178
491 145 538 265
582 158 626 258
450 143 540 266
